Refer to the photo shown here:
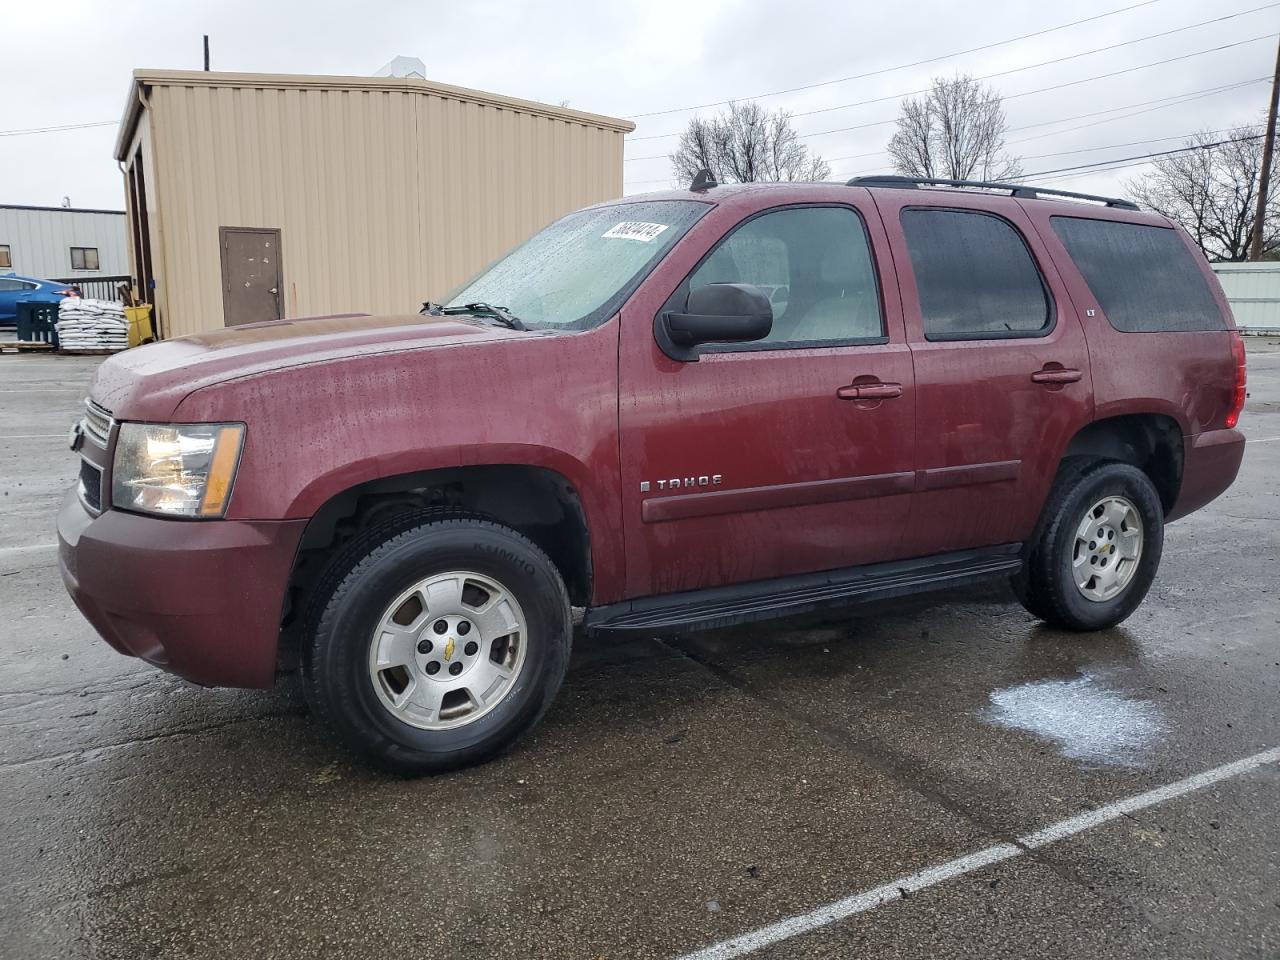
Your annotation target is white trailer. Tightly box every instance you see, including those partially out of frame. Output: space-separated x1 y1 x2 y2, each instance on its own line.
1212 261 1280 335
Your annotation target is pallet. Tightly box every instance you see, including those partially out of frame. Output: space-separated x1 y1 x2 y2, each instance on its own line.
0 340 56 353
57 348 124 356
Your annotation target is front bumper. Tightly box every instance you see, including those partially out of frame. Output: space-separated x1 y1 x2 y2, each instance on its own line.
57 490 307 688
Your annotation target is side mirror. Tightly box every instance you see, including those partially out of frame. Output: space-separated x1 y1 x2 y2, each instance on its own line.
663 283 773 348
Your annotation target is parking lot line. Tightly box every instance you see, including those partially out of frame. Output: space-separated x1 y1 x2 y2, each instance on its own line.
676 746 1280 960
0 434 65 440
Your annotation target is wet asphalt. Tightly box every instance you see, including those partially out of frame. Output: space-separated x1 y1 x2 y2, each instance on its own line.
0 344 1277 960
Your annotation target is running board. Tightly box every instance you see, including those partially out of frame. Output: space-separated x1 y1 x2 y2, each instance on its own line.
584 544 1023 636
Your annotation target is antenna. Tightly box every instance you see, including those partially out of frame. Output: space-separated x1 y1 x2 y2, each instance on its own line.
689 169 718 192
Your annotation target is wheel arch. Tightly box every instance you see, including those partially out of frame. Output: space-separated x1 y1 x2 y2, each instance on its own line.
1059 413 1184 514
277 463 593 670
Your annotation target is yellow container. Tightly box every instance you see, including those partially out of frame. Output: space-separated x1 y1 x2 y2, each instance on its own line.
124 305 155 347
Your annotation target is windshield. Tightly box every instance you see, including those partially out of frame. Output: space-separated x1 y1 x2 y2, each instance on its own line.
444 200 709 331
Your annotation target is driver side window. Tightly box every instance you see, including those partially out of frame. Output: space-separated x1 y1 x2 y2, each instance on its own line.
688 206 883 347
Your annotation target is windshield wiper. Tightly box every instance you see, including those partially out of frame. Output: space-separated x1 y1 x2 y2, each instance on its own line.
438 301 527 331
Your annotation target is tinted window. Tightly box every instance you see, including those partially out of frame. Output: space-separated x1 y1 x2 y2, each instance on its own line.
1051 217 1225 332
0 279 25 292
689 206 883 345
902 209 1051 340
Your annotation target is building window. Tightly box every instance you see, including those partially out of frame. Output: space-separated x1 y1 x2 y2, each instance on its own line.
0 245 10 268
70 247 100 271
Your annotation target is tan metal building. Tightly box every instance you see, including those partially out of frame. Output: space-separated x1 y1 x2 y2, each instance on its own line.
113 69 634 339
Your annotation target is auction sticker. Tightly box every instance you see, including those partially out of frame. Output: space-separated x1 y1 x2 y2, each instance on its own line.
602 221 670 242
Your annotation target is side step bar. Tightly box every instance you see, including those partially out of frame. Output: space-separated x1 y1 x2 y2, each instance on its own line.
584 544 1023 637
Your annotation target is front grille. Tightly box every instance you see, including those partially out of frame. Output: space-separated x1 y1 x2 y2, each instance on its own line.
79 459 102 512
83 399 113 446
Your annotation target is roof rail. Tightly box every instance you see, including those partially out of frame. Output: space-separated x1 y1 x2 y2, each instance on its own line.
846 174 1139 211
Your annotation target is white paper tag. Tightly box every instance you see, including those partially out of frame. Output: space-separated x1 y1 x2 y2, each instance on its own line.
602 221 670 242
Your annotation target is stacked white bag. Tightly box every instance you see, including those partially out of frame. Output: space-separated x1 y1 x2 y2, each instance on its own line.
56 298 129 351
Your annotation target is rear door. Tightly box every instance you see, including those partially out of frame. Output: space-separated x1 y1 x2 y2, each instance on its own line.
617 196 917 598
869 191 1094 556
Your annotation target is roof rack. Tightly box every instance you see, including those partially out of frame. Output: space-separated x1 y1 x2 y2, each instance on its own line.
846 175 1139 211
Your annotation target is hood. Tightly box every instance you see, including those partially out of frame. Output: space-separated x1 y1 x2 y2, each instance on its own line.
91 312 522 419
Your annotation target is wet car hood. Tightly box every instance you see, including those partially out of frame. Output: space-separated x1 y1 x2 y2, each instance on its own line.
90 312 522 420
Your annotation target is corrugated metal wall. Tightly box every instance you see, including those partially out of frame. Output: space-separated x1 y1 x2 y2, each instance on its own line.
1212 262 1280 333
0 206 128 280
134 74 629 337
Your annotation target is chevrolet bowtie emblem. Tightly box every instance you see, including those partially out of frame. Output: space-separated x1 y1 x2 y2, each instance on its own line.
442 637 456 661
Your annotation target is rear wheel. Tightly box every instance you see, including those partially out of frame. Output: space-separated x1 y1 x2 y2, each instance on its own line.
1013 460 1164 631
304 516 571 774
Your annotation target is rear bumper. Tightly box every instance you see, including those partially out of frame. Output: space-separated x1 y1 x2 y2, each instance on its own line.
57 490 307 688
1167 428 1246 523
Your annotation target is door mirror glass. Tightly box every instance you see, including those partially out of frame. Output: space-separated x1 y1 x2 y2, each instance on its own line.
663 282 773 348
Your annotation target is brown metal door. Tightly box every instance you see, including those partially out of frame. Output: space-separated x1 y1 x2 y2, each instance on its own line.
220 227 283 326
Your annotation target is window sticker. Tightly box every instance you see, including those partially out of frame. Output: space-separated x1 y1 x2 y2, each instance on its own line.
602 221 670 242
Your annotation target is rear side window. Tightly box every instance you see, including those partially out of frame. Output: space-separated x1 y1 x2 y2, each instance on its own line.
901 209 1051 340
1050 217 1225 332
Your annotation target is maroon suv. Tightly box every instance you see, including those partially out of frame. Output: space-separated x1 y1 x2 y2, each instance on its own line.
58 174 1247 773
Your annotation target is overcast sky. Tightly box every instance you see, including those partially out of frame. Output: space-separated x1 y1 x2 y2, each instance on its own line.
1 0 1276 210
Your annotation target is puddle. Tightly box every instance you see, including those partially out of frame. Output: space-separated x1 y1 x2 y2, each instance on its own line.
983 672 1167 767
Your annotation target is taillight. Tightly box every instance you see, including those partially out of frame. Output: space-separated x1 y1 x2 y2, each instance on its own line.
1225 331 1246 429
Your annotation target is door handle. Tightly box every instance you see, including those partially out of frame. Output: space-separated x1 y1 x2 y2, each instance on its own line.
837 381 903 400
1030 366 1083 385
269 287 279 295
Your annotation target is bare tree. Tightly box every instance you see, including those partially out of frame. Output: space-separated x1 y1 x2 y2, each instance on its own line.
1126 126 1279 262
888 75 1021 181
670 101 830 185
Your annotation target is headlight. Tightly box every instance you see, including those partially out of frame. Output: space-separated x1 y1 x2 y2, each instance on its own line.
111 423 245 518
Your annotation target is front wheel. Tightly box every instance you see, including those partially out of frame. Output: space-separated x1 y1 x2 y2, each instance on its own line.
1013 460 1164 632
304 516 571 774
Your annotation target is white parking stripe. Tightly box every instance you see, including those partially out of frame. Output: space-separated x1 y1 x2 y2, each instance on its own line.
1247 436 1280 444
0 434 64 440
675 746 1280 960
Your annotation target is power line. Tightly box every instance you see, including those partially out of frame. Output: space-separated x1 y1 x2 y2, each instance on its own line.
624 0 1164 119
827 124 1254 181
1019 133 1266 179
628 27 1278 142
1004 77 1267 142
788 4 1279 121
817 76 1269 177
0 120 115 138
627 110 1269 189
624 73 1269 172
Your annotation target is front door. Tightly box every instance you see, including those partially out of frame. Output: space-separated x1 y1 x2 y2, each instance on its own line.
220 227 283 326
868 192 1094 556
618 199 917 599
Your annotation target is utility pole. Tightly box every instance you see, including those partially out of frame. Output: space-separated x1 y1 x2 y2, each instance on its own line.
202 35 210 72
1249 34 1279 261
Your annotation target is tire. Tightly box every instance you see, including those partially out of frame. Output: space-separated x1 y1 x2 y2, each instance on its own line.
303 514 571 775
1013 460 1164 632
